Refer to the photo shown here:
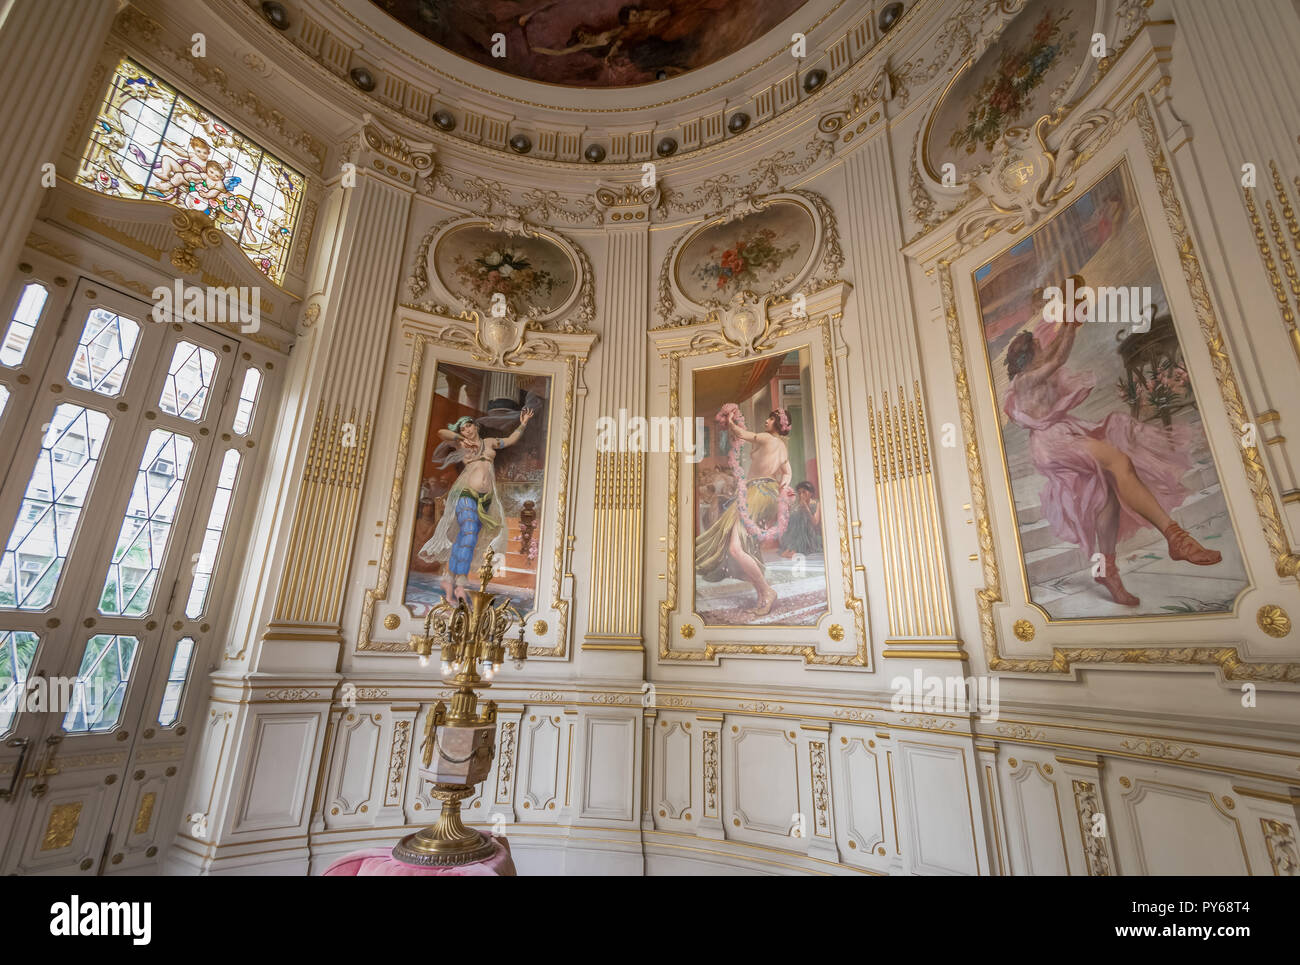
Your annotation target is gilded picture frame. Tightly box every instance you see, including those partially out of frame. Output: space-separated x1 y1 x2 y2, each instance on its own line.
648 283 869 665
355 310 594 657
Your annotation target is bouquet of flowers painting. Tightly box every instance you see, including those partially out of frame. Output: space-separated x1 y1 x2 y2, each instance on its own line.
973 162 1248 619
692 348 829 626
404 361 550 614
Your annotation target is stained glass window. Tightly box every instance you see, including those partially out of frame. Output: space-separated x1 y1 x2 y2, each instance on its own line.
76 58 304 283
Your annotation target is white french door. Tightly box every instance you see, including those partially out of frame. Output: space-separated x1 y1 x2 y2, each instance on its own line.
0 273 270 873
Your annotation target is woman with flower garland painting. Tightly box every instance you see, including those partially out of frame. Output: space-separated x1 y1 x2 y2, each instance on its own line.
695 407 794 616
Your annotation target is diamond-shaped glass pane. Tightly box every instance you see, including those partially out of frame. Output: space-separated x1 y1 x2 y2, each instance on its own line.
66 309 140 397
0 630 40 735
62 634 138 733
157 636 195 727
1 404 110 610
0 284 49 367
158 340 218 421
98 429 194 616
231 366 261 435
185 449 239 619
0 383 9 420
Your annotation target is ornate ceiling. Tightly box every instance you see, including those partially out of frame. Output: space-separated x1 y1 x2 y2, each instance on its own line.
368 0 815 88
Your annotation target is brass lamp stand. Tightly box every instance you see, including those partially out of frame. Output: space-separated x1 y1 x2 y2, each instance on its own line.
392 549 528 866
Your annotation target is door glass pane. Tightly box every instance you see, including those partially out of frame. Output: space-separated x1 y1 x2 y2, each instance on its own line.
62 633 139 733
157 636 195 727
185 449 239 618
0 383 8 419
98 430 194 616
66 309 140 397
159 340 218 421
0 283 49 367
231 367 261 435
0 405 110 609
0 630 40 735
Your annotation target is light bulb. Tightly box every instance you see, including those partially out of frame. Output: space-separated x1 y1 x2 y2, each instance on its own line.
513 660 525 671
440 661 450 675
418 655 429 668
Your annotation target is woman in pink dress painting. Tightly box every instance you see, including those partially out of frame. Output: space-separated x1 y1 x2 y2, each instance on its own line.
1003 275 1220 606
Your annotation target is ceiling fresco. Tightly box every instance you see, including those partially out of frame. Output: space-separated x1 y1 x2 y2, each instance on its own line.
368 0 815 88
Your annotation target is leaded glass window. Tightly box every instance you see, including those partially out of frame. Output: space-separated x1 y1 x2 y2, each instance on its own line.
63 633 138 733
158 340 217 421
0 630 40 735
0 283 49 367
231 367 261 435
98 430 194 616
66 309 140 397
185 449 239 619
156 636 195 728
76 58 304 283
0 405 110 610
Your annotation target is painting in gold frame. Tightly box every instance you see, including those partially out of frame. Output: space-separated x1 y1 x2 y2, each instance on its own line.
690 346 829 627
971 160 1248 620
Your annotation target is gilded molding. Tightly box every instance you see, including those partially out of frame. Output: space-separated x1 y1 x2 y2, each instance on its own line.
1071 779 1112 876
656 307 867 665
384 720 411 806
809 740 831 837
356 329 579 656
41 803 82 852
935 96 1300 681
1262 819 1300 876
1241 162 1300 368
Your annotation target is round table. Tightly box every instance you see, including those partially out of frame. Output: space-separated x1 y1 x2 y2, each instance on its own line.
322 834 517 876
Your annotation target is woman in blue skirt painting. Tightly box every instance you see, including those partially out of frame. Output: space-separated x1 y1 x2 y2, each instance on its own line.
417 405 534 604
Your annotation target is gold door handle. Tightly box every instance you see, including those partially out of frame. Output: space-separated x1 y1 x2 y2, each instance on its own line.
0 737 32 802
27 734 62 798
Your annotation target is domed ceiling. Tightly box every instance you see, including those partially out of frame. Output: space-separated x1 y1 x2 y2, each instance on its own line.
368 0 815 87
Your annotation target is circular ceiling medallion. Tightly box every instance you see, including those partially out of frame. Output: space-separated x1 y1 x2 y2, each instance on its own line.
674 198 817 305
368 0 817 88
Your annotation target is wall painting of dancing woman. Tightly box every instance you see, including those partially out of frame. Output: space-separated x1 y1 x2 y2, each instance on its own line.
404 361 549 615
972 161 1248 619
692 347 828 626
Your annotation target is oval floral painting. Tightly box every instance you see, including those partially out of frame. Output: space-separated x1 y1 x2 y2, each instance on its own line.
675 200 816 305
433 224 577 317
926 0 1093 182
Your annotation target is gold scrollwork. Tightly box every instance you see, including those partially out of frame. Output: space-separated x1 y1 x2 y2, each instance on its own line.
938 96 1300 682
657 307 866 665
357 328 580 656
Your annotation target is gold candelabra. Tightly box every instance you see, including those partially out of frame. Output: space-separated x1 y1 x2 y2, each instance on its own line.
392 549 528 866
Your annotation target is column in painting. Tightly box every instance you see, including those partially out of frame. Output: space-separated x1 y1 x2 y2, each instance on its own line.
167 121 428 873
0 0 118 275
585 185 657 651
840 90 962 656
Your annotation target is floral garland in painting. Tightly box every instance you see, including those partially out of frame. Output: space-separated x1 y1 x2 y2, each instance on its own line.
716 403 792 540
